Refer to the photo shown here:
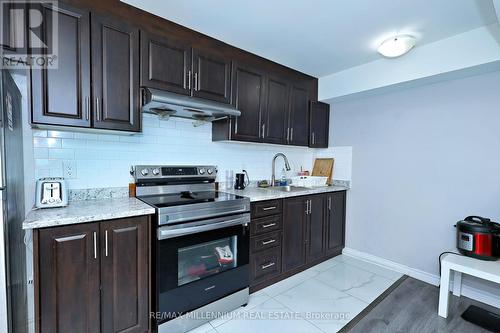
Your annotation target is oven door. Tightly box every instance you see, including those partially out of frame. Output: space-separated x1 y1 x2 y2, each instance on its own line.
156 213 250 324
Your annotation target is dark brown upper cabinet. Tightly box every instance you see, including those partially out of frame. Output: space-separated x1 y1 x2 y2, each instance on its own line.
92 15 140 132
230 63 266 142
192 48 232 104
263 75 289 144
288 83 310 146
30 3 91 128
140 31 192 96
141 32 231 104
310 101 330 148
325 191 346 256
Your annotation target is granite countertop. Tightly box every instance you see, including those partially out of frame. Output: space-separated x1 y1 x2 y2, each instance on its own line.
23 197 155 230
221 185 349 202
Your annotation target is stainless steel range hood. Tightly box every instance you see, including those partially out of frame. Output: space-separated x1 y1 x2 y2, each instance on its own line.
141 88 240 123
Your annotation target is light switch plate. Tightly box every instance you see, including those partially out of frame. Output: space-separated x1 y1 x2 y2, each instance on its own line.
63 160 77 179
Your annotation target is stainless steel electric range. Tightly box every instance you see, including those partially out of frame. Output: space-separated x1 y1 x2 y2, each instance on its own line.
132 165 250 333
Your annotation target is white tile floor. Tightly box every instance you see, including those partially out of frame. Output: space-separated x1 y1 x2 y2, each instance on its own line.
187 255 404 333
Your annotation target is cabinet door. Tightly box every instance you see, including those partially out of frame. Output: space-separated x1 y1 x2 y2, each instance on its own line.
30 3 91 128
310 101 329 148
141 31 192 96
231 63 265 142
192 49 231 104
92 15 140 132
263 76 289 144
282 197 307 273
38 223 100 333
325 191 346 255
288 84 310 146
306 195 325 263
101 216 149 333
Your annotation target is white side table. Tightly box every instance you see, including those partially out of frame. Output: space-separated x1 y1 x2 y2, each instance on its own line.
438 253 500 318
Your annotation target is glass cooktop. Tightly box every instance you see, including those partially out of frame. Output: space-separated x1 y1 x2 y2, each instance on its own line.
139 191 246 208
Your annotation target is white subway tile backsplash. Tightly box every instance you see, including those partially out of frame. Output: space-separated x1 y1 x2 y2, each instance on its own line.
48 148 75 160
31 115 352 189
33 147 48 159
33 137 61 148
47 130 75 139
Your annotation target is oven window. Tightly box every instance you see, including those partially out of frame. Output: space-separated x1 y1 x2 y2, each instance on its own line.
178 236 238 286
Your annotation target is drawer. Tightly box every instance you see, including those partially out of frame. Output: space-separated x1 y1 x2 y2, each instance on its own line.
250 247 281 283
250 215 282 236
251 200 282 218
251 231 281 253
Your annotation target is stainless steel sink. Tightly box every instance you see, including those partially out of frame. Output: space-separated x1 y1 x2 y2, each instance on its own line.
268 185 310 192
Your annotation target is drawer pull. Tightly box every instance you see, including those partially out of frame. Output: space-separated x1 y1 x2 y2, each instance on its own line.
204 285 216 291
262 239 276 245
262 206 277 211
261 262 275 270
262 223 277 229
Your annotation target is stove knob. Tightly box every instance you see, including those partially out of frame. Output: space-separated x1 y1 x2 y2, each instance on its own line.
199 168 206 175
152 168 160 176
207 168 213 175
141 168 149 176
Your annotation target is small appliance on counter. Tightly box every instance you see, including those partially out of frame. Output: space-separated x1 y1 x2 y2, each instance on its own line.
35 177 68 209
234 170 249 190
456 216 500 261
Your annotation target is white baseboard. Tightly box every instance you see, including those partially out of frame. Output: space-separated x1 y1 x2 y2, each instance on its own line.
342 247 500 308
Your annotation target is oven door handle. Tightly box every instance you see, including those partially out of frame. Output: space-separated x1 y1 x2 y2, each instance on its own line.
157 215 250 240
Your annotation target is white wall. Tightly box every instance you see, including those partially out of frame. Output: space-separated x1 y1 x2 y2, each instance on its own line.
30 115 352 192
330 69 500 298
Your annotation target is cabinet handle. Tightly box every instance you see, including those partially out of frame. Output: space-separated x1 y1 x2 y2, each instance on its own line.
183 70 187 89
261 262 275 270
328 197 332 211
84 97 90 120
262 206 276 211
262 222 276 229
93 232 97 259
194 72 199 91
95 97 101 122
105 230 108 257
262 239 276 245
312 132 315 145
286 127 290 142
204 285 216 291
290 128 294 141
262 123 265 138
305 200 309 215
309 199 312 214
187 70 192 90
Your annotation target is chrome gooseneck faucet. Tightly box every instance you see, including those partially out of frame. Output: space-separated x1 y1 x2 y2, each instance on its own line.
271 153 291 186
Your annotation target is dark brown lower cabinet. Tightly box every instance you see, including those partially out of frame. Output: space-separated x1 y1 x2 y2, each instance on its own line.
100 217 149 333
306 195 325 263
35 216 150 333
325 191 346 255
250 191 346 291
282 197 307 273
38 223 101 333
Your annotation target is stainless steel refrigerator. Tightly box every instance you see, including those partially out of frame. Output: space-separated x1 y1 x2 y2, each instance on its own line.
1 67 28 333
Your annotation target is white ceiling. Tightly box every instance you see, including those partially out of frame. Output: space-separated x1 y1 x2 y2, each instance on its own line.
123 0 498 77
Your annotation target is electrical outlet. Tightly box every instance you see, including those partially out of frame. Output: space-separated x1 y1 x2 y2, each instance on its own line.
63 161 77 179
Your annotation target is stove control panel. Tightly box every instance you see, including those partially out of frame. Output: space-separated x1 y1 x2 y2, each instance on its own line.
132 165 218 181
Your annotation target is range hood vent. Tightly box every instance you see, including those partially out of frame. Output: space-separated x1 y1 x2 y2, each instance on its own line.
141 88 240 125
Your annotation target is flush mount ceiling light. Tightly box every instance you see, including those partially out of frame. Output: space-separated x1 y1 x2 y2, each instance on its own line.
377 35 416 58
